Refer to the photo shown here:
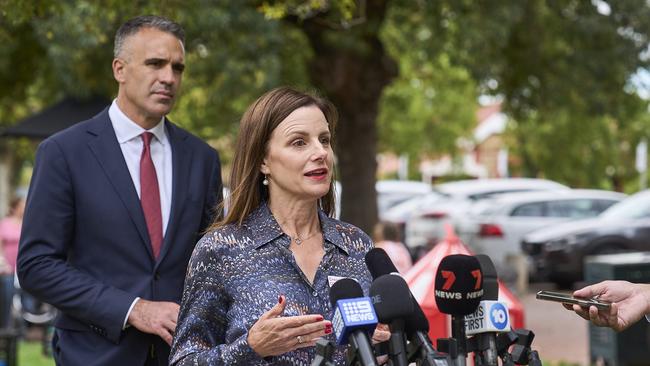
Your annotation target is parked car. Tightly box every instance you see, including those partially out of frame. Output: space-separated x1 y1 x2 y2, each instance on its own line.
334 180 431 219
457 189 626 280
521 190 650 288
382 191 448 224
404 178 570 250
376 180 432 215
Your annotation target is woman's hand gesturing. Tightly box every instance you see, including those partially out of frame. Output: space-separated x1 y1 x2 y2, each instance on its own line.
248 295 333 358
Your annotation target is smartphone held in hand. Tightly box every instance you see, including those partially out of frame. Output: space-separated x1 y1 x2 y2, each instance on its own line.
536 290 612 311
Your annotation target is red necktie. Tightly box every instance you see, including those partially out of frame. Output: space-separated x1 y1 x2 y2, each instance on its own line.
140 132 162 259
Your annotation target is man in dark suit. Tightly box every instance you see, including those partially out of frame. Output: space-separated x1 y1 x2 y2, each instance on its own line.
17 15 223 365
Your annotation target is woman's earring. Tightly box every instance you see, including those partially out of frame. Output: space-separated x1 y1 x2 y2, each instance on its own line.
262 175 269 186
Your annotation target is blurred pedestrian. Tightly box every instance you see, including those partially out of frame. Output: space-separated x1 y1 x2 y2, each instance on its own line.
0 197 25 327
567 280 650 331
373 221 413 274
17 15 223 366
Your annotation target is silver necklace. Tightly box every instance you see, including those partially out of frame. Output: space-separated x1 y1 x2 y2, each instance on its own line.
292 230 320 245
274 214 321 245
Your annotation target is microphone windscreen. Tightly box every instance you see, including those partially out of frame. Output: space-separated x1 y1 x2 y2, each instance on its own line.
475 254 499 300
405 300 430 334
435 254 484 316
369 274 413 323
365 247 399 279
330 278 364 307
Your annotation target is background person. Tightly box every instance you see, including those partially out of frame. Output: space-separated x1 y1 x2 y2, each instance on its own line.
567 280 650 332
0 197 25 327
170 87 388 365
373 221 413 274
17 15 223 366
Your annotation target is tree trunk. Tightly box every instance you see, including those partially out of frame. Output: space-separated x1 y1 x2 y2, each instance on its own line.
299 1 397 235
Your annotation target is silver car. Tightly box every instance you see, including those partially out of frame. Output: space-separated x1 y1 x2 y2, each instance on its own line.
457 189 626 279
404 178 570 251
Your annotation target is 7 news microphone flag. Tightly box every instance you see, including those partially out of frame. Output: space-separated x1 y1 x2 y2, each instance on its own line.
434 254 484 366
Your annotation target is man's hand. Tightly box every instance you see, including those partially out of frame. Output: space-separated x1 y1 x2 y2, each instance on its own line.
128 299 180 345
566 280 650 332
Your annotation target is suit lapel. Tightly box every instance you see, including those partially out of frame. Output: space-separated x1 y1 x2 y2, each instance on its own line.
157 121 193 265
86 111 154 260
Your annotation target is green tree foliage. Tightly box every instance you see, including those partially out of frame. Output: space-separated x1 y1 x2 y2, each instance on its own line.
379 3 478 159
2 0 650 232
443 0 650 190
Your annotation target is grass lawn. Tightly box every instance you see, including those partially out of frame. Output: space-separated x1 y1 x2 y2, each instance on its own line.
18 341 53 366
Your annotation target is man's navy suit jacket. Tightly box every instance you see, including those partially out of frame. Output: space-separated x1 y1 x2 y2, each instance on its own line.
17 108 223 365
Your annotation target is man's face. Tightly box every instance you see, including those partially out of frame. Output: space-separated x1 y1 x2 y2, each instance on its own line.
112 27 185 128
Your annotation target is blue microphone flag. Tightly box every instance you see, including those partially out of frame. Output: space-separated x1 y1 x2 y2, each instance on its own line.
332 297 378 345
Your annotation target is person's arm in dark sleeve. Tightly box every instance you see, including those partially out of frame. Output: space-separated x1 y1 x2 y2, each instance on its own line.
17 139 136 343
200 148 224 233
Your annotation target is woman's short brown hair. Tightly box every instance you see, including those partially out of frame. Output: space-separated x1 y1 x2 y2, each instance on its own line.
211 87 338 229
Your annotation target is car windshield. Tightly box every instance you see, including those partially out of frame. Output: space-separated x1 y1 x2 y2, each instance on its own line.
599 191 650 220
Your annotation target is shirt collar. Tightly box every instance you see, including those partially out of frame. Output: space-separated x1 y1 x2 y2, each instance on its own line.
108 99 167 145
246 202 350 255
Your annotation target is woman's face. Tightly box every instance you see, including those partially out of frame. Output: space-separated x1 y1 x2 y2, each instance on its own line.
261 105 333 205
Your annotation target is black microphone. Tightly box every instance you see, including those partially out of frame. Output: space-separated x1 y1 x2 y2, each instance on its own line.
311 338 336 366
475 254 498 301
365 248 446 365
435 254 484 366
365 247 400 278
465 255 507 366
329 278 378 366
370 274 413 366
404 300 453 366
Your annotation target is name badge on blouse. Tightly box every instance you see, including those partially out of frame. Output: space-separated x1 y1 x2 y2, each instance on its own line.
328 275 356 288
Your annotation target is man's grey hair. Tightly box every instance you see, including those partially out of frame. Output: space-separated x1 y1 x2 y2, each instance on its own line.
114 15 185 58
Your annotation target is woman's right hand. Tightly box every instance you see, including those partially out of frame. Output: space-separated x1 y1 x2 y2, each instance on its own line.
247 295 333 358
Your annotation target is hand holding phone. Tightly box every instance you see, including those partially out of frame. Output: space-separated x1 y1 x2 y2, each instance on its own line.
536 290 612 311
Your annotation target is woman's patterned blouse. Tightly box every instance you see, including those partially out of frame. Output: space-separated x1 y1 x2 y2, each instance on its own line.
170 203 374 365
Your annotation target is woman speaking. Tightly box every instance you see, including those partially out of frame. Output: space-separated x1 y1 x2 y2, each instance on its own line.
170 87 382 365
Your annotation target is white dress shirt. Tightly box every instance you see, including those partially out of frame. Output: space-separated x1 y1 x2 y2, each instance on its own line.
108 100 173 329
108 101 172 234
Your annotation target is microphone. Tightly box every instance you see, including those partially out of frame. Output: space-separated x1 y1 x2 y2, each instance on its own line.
404 298 453 366
365 248 447 365
330 278 378 366
464 255 510 366
365 247 400 278
311 338 336 366
435 254 484 366
370 274 413 366
475 254 498 301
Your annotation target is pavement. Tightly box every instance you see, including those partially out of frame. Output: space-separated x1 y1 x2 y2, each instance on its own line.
519 282 589 365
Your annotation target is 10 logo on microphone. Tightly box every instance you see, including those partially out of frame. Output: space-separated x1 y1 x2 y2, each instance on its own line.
464 300 511 335
489 302 509 330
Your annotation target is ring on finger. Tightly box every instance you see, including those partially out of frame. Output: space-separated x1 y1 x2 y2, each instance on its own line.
296 335 303 344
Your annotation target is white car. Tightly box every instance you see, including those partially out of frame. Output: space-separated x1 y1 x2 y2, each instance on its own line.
456 189 626 278
334 180 431 219
404 178 570 250
382 191 448 224
376 180 433 219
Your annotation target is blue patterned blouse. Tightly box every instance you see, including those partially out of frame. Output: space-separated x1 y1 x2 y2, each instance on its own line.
169 203 374 365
